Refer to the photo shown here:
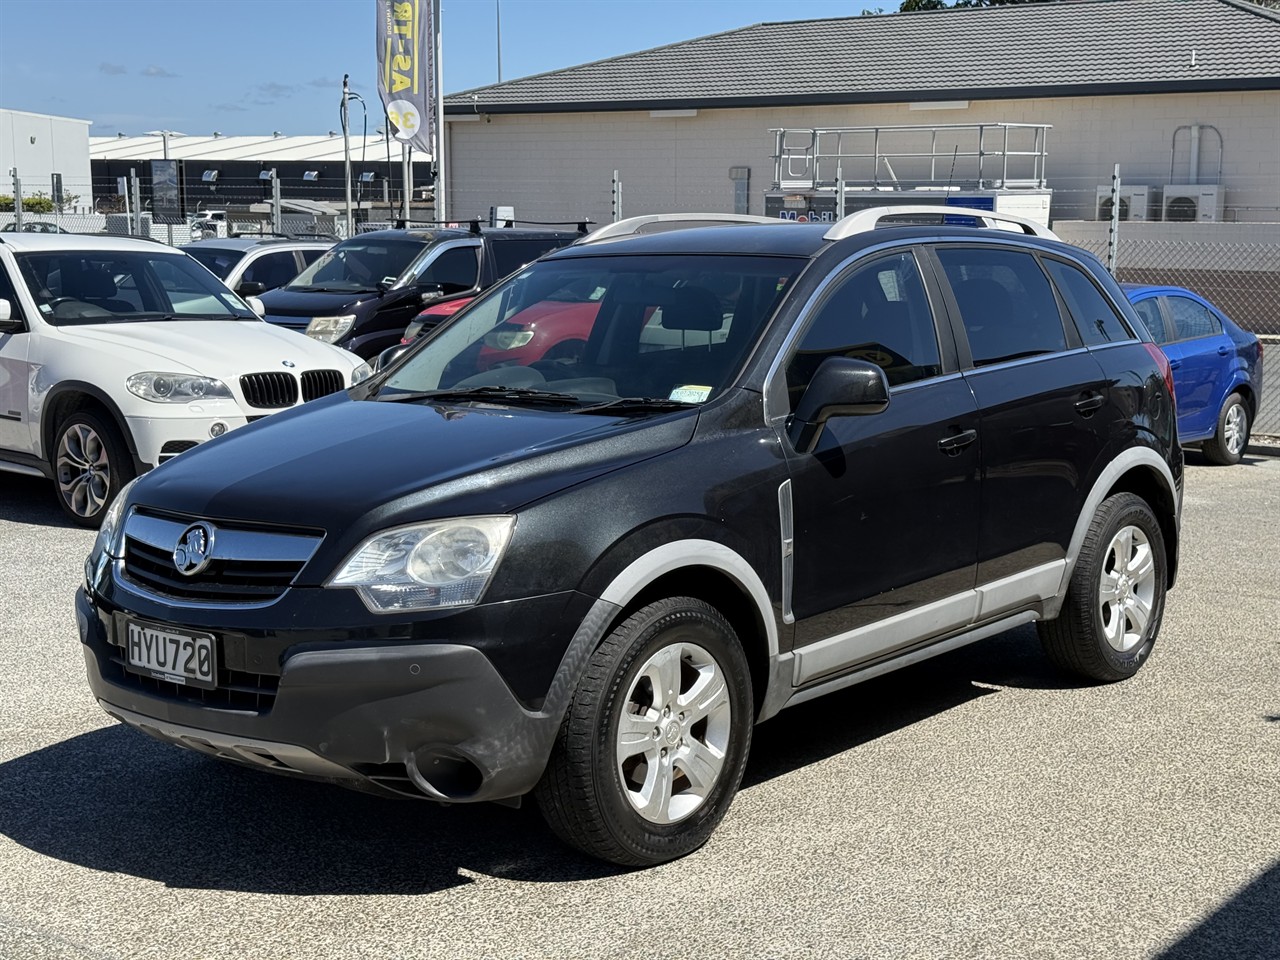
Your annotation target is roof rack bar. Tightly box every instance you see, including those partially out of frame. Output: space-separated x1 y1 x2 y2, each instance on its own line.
823 205 1059 241
578 212 792 245
388 217 594 233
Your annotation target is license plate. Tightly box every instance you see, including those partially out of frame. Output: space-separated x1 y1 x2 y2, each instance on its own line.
124 620 217 689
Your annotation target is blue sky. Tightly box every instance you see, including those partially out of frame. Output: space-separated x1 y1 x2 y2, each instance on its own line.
0 0 879 136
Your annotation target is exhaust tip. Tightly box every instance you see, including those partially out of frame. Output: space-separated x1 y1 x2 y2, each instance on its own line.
407 746 485 800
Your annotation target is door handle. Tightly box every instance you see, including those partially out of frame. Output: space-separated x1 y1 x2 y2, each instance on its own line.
1169 359 1182 370
937 428 977 455
1217 345 1230 356
1075 393 1105 416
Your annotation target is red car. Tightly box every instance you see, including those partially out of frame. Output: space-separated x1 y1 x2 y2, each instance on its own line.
477 299 601 369
397 295 602 370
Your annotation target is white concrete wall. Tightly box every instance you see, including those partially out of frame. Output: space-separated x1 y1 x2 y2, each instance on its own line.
444 90 1280 227
1 109 94 208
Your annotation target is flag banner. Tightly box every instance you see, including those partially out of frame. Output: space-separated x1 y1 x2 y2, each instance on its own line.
376 0 435 156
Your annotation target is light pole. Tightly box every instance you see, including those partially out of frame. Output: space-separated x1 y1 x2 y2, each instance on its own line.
161 130 173 245
341 75 354 236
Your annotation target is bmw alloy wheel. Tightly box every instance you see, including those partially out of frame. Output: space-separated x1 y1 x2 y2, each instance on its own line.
56 422 111 519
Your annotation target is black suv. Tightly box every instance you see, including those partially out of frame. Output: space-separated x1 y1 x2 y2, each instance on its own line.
256 224 584 359
77 208 1182 867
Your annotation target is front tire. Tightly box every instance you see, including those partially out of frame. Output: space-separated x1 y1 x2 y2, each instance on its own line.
52 410 135 528
535 597 753 866
1202 392 1249 465
1038 492 1167 682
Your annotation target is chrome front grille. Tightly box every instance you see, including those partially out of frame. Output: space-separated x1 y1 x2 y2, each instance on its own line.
118 510 322 605
301 368 344 401
240 372 299 408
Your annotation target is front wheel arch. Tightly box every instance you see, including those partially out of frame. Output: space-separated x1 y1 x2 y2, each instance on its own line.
41 382 144 474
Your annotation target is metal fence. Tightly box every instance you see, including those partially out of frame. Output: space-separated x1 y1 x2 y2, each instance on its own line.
1256 337 1279 440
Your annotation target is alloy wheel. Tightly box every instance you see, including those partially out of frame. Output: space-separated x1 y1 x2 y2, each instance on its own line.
615 641 732 824
1223 404 1246 457
56 422 111 518
1098 524 1157 653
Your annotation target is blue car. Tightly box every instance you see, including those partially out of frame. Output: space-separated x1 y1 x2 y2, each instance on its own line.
1124 284 1263 464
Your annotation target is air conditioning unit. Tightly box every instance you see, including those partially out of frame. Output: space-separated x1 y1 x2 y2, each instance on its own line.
1162 184 1224 223
1095 185 1150 222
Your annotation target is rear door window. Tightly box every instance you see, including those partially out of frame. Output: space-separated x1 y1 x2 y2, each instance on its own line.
1166 295 1223 341
936 247 1066 365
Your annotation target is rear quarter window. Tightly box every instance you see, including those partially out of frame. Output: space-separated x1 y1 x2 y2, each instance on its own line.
1043 258 1132 345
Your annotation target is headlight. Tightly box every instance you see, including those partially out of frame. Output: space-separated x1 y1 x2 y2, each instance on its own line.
84 476 137 587
485 328 535 350
126 372 232 402
328 516 515 613
305 315 357 343
350 361 373 385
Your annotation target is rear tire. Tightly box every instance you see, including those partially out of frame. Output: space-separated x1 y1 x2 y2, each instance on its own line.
1038 492 1167 682
535 597 753 867
51 410 135 528
1202 392 1249 465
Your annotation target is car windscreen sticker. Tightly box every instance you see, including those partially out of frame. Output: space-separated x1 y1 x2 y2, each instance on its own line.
670 385 712 404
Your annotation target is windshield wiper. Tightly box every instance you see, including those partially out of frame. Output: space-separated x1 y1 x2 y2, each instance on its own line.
287 284 361 293
144 313 250 321
572 397 696 416
376 385 586 408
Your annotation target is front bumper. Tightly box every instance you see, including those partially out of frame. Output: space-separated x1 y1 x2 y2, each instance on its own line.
126 411 251 467
76 585 593 803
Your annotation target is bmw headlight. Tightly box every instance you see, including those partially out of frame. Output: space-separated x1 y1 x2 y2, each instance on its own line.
305 314 357 343
350 361 374 386
328 516 516 613
126 372 232 402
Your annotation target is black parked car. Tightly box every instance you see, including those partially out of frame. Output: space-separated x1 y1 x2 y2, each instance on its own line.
78 208 1182 867
256 225 584 359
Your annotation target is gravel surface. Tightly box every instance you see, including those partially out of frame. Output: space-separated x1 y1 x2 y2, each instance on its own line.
1 455 1278 960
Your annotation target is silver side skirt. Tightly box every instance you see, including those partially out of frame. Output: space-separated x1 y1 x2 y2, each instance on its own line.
781 610 1038 712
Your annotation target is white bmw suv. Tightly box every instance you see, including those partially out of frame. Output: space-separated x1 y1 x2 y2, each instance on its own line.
0 233 367 526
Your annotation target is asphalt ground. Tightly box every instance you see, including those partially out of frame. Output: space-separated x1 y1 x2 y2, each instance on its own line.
1 453 1277 960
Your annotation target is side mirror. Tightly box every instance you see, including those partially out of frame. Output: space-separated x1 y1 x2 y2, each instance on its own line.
374 342 410 372
236 280 266 297
787 356 890 453
0 298 12 324
246 296 266 318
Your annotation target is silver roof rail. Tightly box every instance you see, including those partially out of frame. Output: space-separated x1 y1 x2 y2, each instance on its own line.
578 212 791 245
823 205 1059 242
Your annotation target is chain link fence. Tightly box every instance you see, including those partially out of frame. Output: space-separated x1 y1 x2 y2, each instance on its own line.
1059 230 1279 440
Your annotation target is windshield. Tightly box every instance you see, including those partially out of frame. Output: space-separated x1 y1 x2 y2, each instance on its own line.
185 247 240 280
378 254 804 409
285 238 427 293
15 250 257 325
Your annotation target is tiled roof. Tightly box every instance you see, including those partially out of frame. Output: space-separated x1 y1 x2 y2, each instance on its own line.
444 0 1280 114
